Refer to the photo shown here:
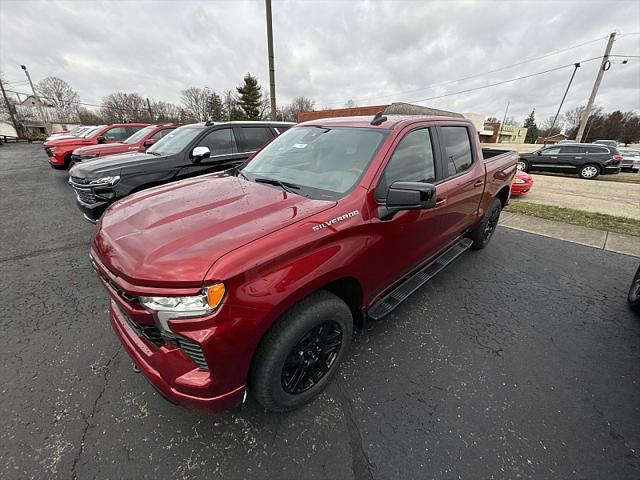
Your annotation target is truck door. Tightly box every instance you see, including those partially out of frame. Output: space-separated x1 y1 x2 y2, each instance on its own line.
432 125 485 241
184 127 245 178
367 127 449 291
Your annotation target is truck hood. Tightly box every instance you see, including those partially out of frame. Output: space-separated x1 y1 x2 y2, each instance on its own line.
92 173 336 287
74 142 130 156
44 136 94 147
69 151 156 178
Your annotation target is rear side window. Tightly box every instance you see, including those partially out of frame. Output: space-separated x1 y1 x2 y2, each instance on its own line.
440 126 473 177
125 126 145 137
150 128 174 140
241 127 274 151
560 146 584 154
198 128 236 156
376 128 435 200
585 146 608 154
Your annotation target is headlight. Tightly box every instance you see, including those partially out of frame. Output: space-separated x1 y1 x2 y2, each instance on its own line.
139 283 225 331
514 178 526 184
49 146 57 151
89 175 120 185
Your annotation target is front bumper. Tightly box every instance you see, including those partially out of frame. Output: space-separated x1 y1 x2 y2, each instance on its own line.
511 183 532 195
69 177 115 222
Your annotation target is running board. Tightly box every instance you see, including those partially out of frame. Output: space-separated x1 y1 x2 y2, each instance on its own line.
368 237 473 320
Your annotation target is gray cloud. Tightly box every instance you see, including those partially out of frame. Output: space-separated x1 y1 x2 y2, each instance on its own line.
1 0 639 123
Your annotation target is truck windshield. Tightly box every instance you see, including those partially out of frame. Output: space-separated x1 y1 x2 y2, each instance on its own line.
146 126 201 156
124 125 155 144
241 126 389 200
82 126 103 138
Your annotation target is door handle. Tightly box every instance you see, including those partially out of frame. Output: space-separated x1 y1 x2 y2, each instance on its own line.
435 198 447 207
473 180 484 187
575 157 583 159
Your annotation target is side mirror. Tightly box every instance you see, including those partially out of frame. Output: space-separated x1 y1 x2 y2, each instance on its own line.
97 136 106 144
192 146 211 162
143 138 156 148
536 150 542 155
378 181 436 220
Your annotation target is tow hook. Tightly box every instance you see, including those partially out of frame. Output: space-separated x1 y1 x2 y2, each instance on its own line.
132 363 140 373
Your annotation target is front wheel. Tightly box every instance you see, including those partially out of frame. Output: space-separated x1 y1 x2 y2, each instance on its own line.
467 198 502 250
579 164 600 179
250 291 353 412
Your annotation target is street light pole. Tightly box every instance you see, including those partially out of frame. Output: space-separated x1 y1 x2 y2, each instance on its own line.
545 62 580 144
575 32 615 142
265 0 277 120
0 76 22 138
20 64 49 135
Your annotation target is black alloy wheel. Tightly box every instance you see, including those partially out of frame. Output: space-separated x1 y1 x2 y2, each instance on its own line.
281 321 343 394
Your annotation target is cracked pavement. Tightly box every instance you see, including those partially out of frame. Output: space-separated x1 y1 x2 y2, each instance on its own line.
1 143 639 479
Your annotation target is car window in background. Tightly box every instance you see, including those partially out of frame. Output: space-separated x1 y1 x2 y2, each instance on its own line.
150 128 174 141
440 126 473 177
542 147 561 155
585 146 608 154
376 128 435 201
102 126 129 141
199 128 236 156
146 127 201 156
560 146 583 154
81 126 103 138
240 127 274 152
124 126 156 144
125 126 145 137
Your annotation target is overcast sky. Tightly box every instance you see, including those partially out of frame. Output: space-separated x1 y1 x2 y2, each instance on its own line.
1 0 639 124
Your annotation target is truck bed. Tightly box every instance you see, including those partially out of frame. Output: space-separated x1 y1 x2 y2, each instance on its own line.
481 148 519 199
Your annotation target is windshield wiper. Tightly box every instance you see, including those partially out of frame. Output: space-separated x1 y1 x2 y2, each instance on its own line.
237 170 249 180
254 176 301 195
146 151 161 156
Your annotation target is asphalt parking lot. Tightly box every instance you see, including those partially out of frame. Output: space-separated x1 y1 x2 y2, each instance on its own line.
1 143 639 480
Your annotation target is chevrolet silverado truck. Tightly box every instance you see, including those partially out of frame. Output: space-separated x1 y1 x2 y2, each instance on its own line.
69 121 293 223
90 114 518 412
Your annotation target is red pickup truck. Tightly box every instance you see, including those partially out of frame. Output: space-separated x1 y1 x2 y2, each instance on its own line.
44 123 149 169
90 114 518 412
70 124 179 166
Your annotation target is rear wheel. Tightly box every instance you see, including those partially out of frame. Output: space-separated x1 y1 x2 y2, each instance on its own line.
628 265 640 314
468 198 502 250
516 159 529 172
579 164 600 179
250 291 353 412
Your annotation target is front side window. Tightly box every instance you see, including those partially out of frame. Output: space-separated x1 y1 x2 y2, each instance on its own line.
440 126 473 177
240 127 274 152
199 128 236 156
102 126 129 141
242 126 389 200
376 128 435 200
541 147 561 155
147 126 202 156
124 125 156 144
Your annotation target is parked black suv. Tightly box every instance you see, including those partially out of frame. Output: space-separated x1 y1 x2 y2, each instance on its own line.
68 121 293 222
517 143 623 179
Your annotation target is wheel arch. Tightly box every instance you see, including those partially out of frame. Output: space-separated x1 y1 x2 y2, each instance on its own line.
495 185 510 209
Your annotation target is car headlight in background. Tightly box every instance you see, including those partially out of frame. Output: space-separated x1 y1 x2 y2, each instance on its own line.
140 283 225 332
89 175 120 185
514 178 526 184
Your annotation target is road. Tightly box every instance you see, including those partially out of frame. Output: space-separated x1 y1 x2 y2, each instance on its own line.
524 173 640 220
1 143 639 480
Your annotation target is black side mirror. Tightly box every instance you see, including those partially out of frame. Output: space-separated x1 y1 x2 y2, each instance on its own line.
97 136 106 144
143 138 156 148
536 150 542 155
378 181 436 220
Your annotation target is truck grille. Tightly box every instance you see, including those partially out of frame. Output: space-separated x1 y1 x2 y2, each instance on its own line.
75 189 96 204
44 147 53 157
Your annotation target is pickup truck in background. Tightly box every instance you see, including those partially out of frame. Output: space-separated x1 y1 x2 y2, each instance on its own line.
44 123 150 169
69 124 179 166
69 121 293 223
90 114 518 412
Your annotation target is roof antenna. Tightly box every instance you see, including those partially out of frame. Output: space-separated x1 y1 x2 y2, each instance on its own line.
370 111 387 126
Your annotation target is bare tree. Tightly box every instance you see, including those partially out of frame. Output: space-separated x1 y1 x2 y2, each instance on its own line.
280 96 315 122
539 116 562 138
36 76 80 120
77 107 104 125
151 100 182 123
180 87 210 121
344 99 357 108
101 92 147 122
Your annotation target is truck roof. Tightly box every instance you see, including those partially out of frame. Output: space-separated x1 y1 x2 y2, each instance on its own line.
298 115 469 130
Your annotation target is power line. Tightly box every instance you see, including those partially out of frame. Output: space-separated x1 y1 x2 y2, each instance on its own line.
407 56 604 105
321 35 609 106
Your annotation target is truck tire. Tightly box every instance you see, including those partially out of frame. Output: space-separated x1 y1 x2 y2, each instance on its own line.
578 164 600 179
628 265 640 314
250 290 353 412
467 198 502 250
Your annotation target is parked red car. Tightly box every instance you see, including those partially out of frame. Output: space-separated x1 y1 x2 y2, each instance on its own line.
70 124 179 166
511 170 533 196
91 115 518 412
44 123 150 169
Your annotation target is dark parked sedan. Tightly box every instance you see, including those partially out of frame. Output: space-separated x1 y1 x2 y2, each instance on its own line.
517 143 622 179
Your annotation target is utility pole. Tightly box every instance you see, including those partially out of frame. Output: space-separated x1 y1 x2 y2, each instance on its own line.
0 76 22 138
20 65 49 135
146 97 154 121
575 32 615 142
545 62 580 144
495 100 510 144
265 0 277 120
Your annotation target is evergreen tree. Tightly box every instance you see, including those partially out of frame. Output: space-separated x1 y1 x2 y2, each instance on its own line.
523 109 539 144
206 91 226 121
236 73 262 120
